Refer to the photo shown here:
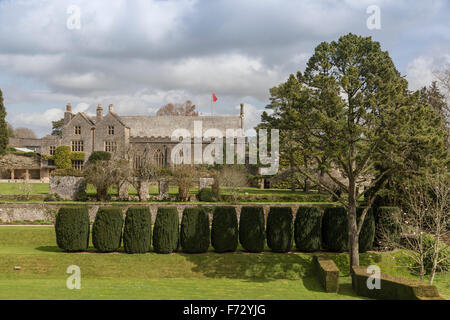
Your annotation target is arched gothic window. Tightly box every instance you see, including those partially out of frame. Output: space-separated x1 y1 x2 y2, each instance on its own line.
154 149 165 168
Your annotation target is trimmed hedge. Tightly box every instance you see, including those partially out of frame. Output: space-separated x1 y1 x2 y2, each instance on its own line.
374 206 402 249
123 207 152 254
88 151 111 163
180 207 210 253
55 206 90 252
357 207 375 253
239 206 265 253
211 206 238 253
352 266 444 300
266 207 293 253
92 207 123 252
198 188 215 202
294 207 321 252
313 254 340 293
153 207 179 254
322 207 348 252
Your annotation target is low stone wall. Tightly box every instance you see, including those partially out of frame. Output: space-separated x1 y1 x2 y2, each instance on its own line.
313 254 340 293
352 266 444 300
0 202 333 224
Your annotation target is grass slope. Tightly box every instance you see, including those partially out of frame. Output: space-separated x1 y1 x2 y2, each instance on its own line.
0 227 447 300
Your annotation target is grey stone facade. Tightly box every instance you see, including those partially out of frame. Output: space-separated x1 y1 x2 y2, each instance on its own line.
38 103 245 169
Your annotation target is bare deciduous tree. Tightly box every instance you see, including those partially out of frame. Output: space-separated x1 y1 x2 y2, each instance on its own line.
156 100 199 116
169 164 198 202
219 166 248 202
378 174 449 284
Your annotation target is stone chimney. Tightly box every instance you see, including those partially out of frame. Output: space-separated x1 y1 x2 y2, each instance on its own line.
96 104 103 123
109 104 115 113
240 103 245 129
64 103 72 125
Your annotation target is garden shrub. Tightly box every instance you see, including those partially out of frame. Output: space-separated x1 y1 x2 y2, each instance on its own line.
92 207 123 252
374 206 402 249
123 207 152 254
55 206 90 252
357 207 375 253
239 206 265 253
322 207 348 252
198 188 215 202
211 206 238 253
266 207 293 253
294 207 321 252
180 207 210 253
422 234 450 273
153 207 179 254
88 151 111 163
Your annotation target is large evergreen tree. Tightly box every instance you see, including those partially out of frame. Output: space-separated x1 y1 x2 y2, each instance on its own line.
261 34 448 271
0 89 8 156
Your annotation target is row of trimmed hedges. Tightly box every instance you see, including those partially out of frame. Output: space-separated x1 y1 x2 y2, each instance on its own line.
55 205 376 254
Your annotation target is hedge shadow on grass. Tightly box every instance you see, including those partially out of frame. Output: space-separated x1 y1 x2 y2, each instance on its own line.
183 252 310 282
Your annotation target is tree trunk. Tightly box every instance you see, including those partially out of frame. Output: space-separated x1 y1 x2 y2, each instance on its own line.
348 183 359 274
290 155 296 192
303 155 310 193
97 187 107 202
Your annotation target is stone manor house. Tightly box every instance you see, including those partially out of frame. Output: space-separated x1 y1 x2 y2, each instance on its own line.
3 103 245 182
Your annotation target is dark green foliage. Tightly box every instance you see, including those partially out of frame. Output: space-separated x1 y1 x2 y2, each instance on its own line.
357 207 375 253
92 207 123 252
374 207 402 249
266 207 293 253
55 206 90 252
123 207 152 254
198 188 215 202
180 207 210 253
153 207 179 254
322 207 348 252
239 206 265 253
294 207 321 252
211 206 238 253
0 89 8 156
88 151 111 163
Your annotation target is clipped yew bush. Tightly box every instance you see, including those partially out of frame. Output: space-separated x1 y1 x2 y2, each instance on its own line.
180 207 210 253
211 206 238 253
322 207 348 252
266 207 293 253
92 207 124 252
239 206 265 253
123 207 152 254
374 206 402 249
294 207 322 252
153 207 179 254
357 207 375 253
55 206 90 252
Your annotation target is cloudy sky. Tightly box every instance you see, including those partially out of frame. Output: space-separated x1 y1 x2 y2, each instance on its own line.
1 0 449 137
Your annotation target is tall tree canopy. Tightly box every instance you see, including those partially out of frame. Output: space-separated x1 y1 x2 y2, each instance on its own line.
13 127 37 139
0 89 8 155
261 33 448 270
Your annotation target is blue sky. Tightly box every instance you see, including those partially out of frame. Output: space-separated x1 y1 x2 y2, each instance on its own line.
0 0 449 137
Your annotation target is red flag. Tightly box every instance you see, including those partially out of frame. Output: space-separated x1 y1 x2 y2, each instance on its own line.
212 92 218 103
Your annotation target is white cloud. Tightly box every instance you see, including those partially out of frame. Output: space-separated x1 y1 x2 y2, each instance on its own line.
406 53 450 91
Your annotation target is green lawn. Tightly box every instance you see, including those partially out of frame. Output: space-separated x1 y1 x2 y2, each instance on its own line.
0 227 447 300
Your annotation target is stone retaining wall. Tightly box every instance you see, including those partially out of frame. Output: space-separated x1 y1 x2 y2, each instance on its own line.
0 202 333 224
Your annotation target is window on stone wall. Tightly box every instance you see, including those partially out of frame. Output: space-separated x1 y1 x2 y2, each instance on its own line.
71 140 84 152
105 141 117 152
49 146 56 155
72 160 84 171
74 126 81 135
108 126 115 135
133 155 142 169
154 149 165 168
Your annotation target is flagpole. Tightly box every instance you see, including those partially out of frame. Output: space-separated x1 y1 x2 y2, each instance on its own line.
211 91 213 115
